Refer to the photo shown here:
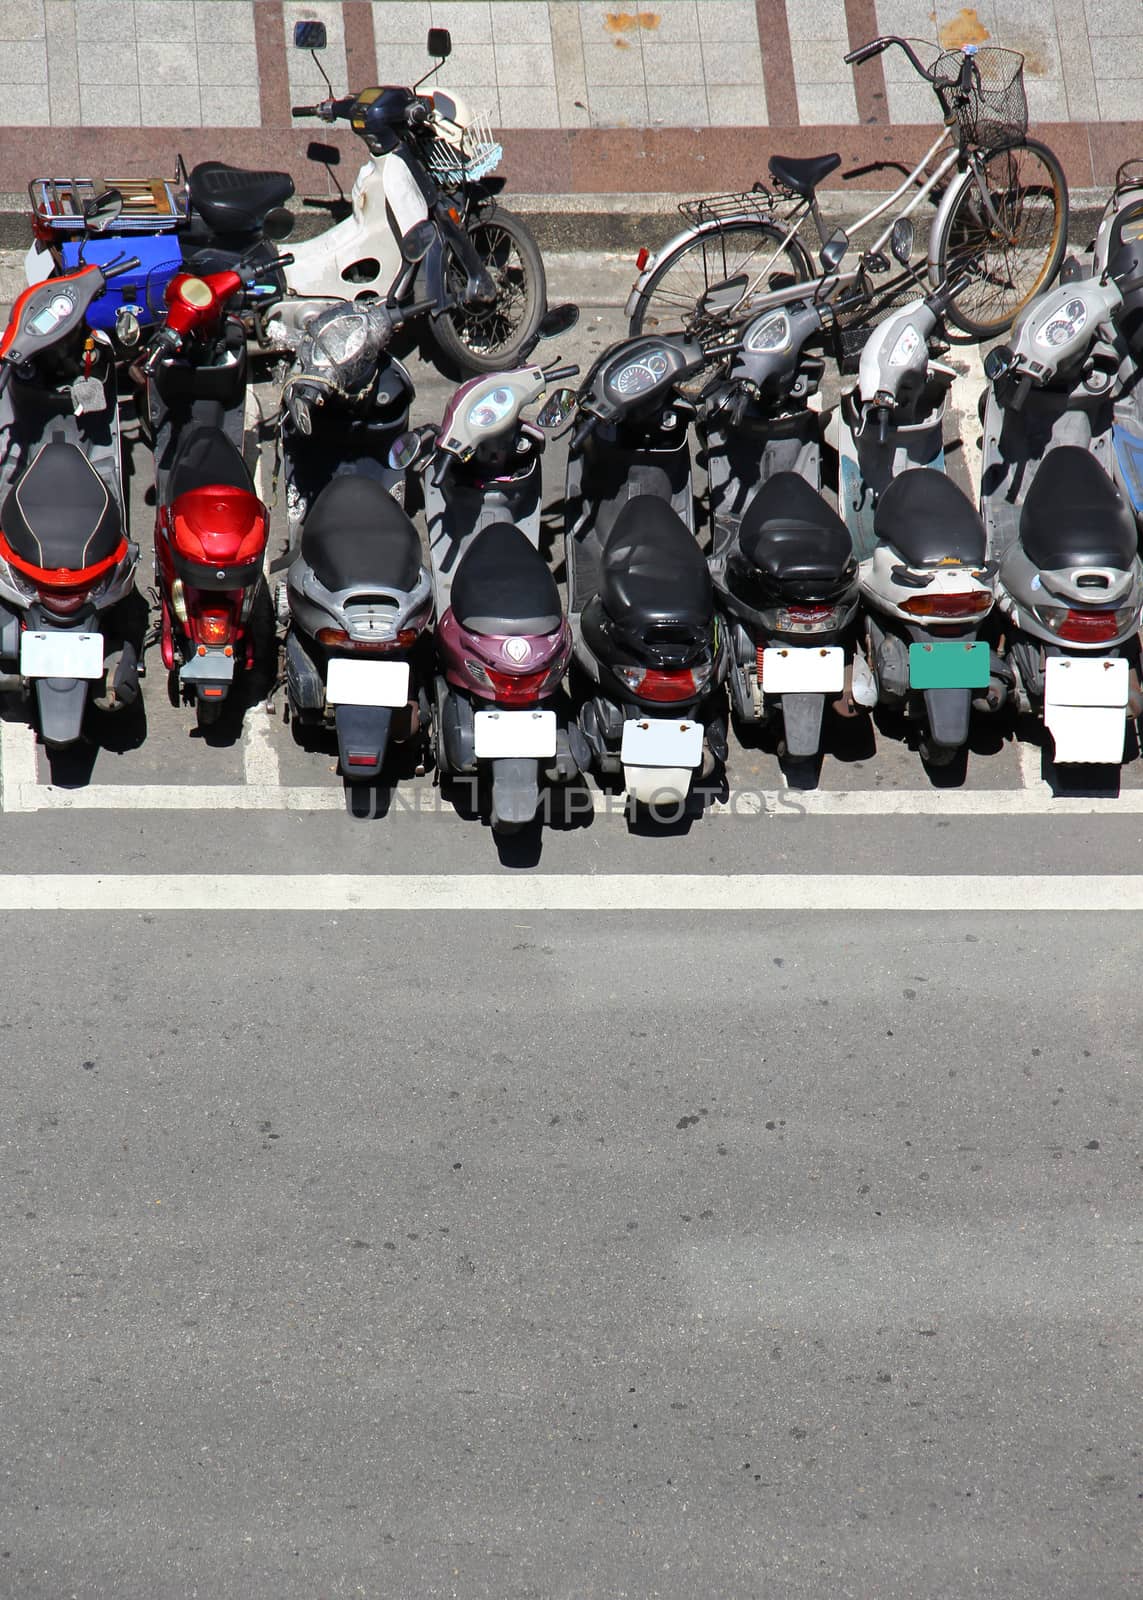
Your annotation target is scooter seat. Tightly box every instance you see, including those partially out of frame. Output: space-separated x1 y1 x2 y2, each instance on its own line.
3 439 122 574
450 522 562 635
599 497 712 629
188 161 295 235
873 468 986 566
1020 447 1138 572
768 152 841 198
302 475 423 594
167 423 253 501
738 471 853 585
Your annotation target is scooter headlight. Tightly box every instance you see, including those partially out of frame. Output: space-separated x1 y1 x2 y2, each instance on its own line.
744 311 790 353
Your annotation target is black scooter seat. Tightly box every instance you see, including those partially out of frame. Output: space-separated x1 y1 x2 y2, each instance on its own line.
4 439 121 573
450 522 562 635
873 468 986 566
167 423 253 501
302 475 422 594
188 161 295 235
738 471 853 585
600 497 712 629
1020 447 1138 571
768 152 841 198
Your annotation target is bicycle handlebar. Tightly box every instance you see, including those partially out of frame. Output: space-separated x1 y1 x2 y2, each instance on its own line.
844 35 937 82
292 104 320 117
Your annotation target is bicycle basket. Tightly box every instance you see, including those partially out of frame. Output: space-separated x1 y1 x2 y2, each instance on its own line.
932 46 1027 146
421 109 502 185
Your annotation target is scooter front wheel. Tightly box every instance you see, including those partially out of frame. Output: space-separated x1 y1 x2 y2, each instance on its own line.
432 206 546 375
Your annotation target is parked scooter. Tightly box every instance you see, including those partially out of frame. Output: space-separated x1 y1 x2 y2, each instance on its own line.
835 286 1010 762
0 251 144 746
25 24 546 375
282 473 434 782
391 306 583 830
138 252 290 724
980 253 1143 761
562 332 729 804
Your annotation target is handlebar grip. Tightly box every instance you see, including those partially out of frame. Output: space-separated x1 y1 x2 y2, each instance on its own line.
292 104 319 116
543 364 580 383
101 256 142 279
844 39 886 64
570 414 597 453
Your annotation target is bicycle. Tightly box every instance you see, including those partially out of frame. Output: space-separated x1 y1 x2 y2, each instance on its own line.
626 37 1069 344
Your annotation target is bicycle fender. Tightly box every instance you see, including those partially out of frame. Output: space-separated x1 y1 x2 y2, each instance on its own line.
927 164 976 289
623 213 783 319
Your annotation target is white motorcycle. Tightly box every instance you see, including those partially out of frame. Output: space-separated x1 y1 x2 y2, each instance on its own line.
25 23 546 377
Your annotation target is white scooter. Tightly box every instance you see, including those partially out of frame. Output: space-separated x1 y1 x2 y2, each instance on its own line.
25 23 546 376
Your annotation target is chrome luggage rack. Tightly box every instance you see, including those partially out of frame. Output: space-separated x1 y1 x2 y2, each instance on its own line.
678 186 776 228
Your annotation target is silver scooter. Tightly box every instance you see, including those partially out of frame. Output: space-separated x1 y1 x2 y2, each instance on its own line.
981 260 1143 762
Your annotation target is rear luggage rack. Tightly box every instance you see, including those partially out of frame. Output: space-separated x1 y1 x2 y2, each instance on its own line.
678 187 775 228
29 174 187 234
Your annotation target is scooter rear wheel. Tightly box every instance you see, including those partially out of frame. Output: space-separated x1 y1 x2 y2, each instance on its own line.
432 206 546 375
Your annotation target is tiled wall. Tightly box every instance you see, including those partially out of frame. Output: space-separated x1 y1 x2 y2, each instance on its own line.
2 0 1140 131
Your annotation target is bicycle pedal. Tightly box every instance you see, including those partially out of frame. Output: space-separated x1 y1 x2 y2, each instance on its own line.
864 252 890 274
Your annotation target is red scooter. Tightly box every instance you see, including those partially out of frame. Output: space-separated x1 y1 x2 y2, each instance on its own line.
140 254 288 724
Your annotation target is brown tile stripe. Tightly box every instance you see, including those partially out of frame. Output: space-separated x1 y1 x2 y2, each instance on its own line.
755 0 799 129
844 0 888 125
0 122 1103 199
342 0 377 90
253 0 290 130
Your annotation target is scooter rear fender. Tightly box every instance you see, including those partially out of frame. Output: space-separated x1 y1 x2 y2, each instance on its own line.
35 676 87 747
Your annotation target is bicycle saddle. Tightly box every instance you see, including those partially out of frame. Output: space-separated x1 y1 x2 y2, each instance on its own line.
768 153 842 198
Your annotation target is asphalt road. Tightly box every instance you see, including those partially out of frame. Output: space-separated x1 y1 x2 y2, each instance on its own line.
0 253 1140 1600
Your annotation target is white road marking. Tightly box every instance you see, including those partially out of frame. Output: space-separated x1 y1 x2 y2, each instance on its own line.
0 720 38 810
2 780 1142 817
1018 737 1048 790
0 872 1142 911
242 705 282 788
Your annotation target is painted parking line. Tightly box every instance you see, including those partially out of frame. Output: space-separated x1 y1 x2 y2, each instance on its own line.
0 872 1142 911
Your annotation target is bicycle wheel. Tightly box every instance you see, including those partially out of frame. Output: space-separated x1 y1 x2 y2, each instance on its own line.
935 137 1068 339
628 220 813 336
432 205 546 375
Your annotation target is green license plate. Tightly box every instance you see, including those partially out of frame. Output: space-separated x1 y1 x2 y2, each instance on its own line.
908 640 991 690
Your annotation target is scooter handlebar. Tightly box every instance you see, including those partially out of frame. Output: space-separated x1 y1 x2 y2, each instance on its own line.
292 104 320 117
570 413 597 453
101 255 142 280
543 363 580 383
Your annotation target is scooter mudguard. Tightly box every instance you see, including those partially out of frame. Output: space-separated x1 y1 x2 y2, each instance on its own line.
488 756 540 827
923 686 971 750
781 691 825 758
335 704 393 781
35 677 87 747
424 233 449 314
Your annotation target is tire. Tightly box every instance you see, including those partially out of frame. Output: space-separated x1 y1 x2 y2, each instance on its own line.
195 697 223 730
628 220 814 337
432 205 546 375
935 138 1068 340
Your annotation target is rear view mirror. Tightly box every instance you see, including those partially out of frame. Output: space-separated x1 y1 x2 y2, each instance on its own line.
400 220 437 264
698 274 748 318
427 28 452 59
537 303 579 340
115 307 141 347
388 429 432 471
293 20 326 50
983 345 1014 381
307 140 340 168
536 388 577 430
890 217 914 268
84 188 123 234
263 206 295 243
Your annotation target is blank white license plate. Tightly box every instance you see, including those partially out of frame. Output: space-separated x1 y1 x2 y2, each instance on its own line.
20 630 104 680
620 717 703 767
761 645 845 694
325 657 410 708
1044 655 1129 709
474 709 556 759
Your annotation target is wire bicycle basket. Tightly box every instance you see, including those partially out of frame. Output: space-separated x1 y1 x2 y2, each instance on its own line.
420 109 503 186
932 46 1028 147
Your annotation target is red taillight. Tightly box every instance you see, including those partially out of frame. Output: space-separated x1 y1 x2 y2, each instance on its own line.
786 604 832 623
197 609 232 645
483 664 558 705
36 584 90 616
316 626 417 652
1056 608 1121 643
900 592 992 620
347 752 378 767
635 246 650 271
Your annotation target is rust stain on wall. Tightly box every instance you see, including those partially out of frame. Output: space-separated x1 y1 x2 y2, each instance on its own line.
937 9 992 50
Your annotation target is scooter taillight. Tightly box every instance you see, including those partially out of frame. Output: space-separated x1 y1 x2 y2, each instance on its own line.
900 592 992 620
478 663 561 704
197 608 233 646
1035 604 1133 643
36 582 92 616
317 626 419 652
774 604 842 633
617 663 711 702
